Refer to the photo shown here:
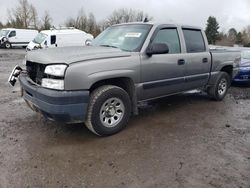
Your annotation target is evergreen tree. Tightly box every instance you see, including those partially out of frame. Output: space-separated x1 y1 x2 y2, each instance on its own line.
236 32 242 44
205 16 220 44
228 28 237 43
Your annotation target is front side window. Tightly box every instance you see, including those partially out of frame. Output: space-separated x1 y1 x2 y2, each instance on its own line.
152 28 181 54
182 29 206 53
8 31 16 38
92 24 152 52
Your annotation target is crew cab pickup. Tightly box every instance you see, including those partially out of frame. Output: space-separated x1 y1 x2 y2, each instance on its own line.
9 23 240 136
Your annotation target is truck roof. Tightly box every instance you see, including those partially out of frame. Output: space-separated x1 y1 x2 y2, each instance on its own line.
41 28 86 35
1 28 38 31
113 22 203 30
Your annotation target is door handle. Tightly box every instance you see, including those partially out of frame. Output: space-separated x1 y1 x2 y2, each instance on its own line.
202 58 208 63
178 59 185 65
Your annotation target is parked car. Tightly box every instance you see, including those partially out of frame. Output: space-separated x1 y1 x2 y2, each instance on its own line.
9 22 240 136
233 50 250 83
26 27 94 51
0 28 38 49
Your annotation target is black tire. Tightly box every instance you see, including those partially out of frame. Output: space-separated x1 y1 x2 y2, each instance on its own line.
85 39 92 46
5 42 12 49
207 72 230 101
86 85 131 136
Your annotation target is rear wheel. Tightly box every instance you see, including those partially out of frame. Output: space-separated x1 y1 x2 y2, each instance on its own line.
207 72 230 101
5 42 12 49
86 85 131 136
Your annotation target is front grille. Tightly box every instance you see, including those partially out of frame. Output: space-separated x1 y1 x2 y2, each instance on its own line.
26 61 46 85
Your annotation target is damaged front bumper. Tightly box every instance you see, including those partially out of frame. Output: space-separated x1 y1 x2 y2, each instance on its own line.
18 73 89 123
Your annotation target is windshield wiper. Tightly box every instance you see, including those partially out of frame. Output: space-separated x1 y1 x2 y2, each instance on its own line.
99 44 118 49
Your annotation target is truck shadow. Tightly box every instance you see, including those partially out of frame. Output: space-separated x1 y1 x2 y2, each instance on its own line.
23 91 213 144
54 91 210 138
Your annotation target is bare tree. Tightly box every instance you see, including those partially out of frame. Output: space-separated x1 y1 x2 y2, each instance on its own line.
30 4 39 28
104 8 153 28
8 0 38 28
75 8 88 31
65 17 76 27
87 13 100 36
242 26 250 47
41 11 53 30
65 8 100 36
0 21 3 29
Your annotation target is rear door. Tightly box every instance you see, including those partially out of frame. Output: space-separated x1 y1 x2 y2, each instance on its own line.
140 26 186 100
181 28 211 90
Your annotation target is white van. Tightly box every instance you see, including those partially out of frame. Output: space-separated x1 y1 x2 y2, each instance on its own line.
27 27 94 51
0 28 38 49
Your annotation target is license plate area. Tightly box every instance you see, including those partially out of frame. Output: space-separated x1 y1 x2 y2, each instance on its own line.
241 75 249 80
8 65 23 86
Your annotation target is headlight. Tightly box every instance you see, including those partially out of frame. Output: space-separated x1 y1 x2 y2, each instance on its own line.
41 78 64 90
240 66 250 71
44 64 67 77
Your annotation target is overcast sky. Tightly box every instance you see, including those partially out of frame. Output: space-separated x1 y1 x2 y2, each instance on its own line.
0 0 249 32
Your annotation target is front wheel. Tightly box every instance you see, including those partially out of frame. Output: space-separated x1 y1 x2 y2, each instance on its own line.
207 72 230 101
85 85 131 136
85 39 92 46
5 42 12 49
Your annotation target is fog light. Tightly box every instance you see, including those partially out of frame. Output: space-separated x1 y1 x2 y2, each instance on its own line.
41 78 64 90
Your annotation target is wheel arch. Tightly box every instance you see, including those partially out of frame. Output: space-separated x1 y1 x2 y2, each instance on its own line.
220 65 233 78
89 77 138 115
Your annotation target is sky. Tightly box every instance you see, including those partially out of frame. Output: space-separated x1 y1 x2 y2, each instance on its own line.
0 0 250 32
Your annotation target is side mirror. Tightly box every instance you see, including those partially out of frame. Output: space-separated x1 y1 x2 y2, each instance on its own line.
146 43 169 56
44 40 47 46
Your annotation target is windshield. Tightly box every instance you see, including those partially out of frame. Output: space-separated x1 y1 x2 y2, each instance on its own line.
33 33 48 44
92 24 152 52
0 30 9 37
241 50 250 60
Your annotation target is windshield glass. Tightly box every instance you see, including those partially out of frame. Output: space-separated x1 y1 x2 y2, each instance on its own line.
92 24 152 52
33 33 48 44
241 50 250 60
0 30 9 37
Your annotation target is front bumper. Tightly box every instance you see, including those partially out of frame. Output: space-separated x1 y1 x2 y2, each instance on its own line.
19 74 89 123
233 68 250 83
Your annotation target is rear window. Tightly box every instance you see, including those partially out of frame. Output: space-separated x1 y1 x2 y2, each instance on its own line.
182 29 206 53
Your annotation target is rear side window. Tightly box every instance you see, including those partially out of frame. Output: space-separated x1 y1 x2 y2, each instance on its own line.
8 31 16 37
51 35 56 44
182 29 205 53
152 28 181 54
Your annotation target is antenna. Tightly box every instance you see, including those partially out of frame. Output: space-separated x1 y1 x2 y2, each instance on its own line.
143 17 149 23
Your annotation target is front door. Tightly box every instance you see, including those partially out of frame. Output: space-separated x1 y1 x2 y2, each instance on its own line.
140 27 186 100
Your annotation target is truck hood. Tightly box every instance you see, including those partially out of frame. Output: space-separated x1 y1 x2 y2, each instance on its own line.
26 46 132 64
27 41 39 51
240 58 250 67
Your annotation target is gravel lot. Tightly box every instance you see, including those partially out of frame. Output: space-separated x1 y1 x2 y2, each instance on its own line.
0 48 249 188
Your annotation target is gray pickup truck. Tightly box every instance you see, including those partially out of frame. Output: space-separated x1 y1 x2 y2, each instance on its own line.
9 23 240 136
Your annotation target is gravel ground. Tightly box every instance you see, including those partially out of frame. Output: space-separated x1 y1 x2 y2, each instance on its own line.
0 48 249 188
